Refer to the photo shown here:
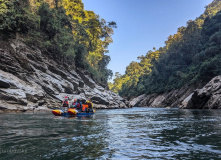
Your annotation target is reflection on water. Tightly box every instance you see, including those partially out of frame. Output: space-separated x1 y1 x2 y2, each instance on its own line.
0 108 221 160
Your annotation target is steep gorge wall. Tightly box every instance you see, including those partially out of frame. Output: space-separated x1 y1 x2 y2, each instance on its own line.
0 38 128 112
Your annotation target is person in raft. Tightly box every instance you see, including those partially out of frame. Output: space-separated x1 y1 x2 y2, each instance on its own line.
86 99 93 113
78 99 83 112
61 96 70 110
72 99 82 112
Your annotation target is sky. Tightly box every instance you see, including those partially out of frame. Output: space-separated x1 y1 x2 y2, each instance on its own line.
82 0 213 81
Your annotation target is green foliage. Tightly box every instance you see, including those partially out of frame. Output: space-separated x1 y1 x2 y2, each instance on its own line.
0 0 116 84
110 0 221 98
0 0 39 34
109 49 162 95
39 2 57 40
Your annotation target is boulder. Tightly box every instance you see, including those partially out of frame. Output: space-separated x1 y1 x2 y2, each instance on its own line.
119 102 127 108
180 93 194 109
129 94 146 107
180 76 221 109
150 95 166 108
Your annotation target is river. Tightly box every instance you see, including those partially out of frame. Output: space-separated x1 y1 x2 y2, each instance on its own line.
0 108 221 160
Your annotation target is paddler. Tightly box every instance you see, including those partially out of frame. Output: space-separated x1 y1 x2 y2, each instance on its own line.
61 96 70 110
72 99 82 112
86 99 93 113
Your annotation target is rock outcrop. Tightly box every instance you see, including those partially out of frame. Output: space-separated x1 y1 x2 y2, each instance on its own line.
129 76 221 109
129 85 200 108
180 76 221 109
0 39 128 112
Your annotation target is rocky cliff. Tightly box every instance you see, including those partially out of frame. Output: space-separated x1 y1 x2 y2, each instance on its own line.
0 38 128 112
180 76 221 109
129 85 201 108
130 76 221 109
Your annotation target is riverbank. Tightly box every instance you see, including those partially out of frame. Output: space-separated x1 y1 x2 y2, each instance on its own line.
130 76 221 109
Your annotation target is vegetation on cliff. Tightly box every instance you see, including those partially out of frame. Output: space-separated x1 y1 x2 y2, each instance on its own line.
109 0 221 98
0 0 116 84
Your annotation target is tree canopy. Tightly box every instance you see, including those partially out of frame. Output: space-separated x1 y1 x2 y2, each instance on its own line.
109 0 221 98
0 0 116 84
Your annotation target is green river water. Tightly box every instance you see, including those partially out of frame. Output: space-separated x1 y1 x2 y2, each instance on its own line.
0 108 221 160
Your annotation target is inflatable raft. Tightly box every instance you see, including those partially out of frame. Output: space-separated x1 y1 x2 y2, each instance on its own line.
52 104 95 117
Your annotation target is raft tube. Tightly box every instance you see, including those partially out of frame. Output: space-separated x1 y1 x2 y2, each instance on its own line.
52 109 64 116
68 108 78 115
52 109 95 116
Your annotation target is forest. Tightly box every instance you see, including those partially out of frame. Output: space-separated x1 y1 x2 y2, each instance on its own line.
0 0 116 84
109 0 221 98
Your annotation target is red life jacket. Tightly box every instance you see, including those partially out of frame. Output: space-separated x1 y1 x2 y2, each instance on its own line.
76 103 81 109
73 102 81 109
63 100 69 107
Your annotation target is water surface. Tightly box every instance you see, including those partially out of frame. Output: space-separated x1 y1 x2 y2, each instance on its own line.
0 108 221 159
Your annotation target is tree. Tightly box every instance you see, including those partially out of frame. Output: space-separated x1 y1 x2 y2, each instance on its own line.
111 0 221 98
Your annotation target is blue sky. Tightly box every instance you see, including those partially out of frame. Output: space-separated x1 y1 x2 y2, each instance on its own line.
82 0 213 81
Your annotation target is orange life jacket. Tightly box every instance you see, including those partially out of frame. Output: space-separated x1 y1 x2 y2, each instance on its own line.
82 104 89 111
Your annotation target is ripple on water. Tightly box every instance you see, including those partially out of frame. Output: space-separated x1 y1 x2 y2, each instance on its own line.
0 108 221 160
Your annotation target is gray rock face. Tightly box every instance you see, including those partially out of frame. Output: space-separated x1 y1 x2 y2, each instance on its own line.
0 39 128 112
129 94 146 107
180 93 194 109
129 85 202 108
130 76 221 109
180 76 221 109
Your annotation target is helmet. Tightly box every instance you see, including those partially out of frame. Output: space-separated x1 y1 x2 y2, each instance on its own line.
86 100 90 103
74 99 77 102
65 96 68 100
